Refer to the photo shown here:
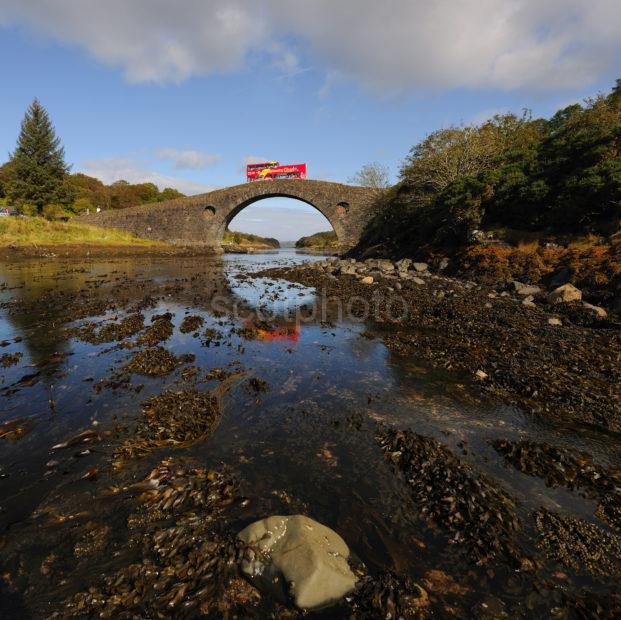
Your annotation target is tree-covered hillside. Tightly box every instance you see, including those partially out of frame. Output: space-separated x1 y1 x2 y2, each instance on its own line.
359 80 621 256
223 229 280 249
295 231 338 249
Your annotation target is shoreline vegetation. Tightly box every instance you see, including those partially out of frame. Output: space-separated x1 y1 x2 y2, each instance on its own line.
0 216 160 248
222 229 280 253
349 80 621 314
0 218 287 258
295 230 339 252
0 216 222 258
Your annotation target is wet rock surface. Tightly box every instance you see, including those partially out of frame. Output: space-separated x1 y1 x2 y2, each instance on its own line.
238 514 358 610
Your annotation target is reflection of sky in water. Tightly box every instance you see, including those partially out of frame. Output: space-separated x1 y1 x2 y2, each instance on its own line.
224 249 323 315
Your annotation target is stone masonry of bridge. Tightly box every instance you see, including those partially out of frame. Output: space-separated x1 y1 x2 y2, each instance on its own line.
77 179 380 251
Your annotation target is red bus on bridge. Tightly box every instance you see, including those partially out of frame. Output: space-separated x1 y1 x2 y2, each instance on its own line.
246 161 307 182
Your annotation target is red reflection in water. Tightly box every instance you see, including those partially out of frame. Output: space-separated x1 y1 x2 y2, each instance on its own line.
244 320 300 342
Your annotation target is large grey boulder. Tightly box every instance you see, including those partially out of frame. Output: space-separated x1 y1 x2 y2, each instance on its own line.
238 515 357 610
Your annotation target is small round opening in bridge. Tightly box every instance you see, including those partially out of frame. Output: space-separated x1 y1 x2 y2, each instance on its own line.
204 206 216 218
336 201 350 216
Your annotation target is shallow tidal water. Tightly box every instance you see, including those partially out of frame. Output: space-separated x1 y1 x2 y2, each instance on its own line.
0 250 619 616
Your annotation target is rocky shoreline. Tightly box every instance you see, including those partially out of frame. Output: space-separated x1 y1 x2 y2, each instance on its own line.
256 257 621 433
0 243 224 260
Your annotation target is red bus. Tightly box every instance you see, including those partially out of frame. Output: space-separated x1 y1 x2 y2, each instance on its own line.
246 161 307 182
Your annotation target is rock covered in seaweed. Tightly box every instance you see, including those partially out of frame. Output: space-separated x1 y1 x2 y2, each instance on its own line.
113 389 219 466
378 429 522 564
493 439 621 531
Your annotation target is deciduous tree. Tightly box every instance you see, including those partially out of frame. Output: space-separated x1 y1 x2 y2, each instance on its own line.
348 162 391 189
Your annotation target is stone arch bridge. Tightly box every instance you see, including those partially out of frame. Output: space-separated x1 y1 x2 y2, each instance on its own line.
77 179 380 251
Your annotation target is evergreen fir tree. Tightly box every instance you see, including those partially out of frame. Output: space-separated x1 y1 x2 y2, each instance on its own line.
6 98 72 211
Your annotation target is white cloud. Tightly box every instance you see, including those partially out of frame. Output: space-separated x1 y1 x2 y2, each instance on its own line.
155 148 221 169
272 0 621 94
80 157 215 195
1 1 620 92
0 1 268 84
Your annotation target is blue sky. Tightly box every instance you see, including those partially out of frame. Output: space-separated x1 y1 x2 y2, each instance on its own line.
1 1 620 240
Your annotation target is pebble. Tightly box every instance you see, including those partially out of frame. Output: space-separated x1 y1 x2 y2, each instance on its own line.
548 283 582 304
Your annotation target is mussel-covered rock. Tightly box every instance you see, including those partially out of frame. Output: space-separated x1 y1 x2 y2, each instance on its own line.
73 312 145 344
378 430 522 564
180 314 205 333
244 377 270 393
534 510 621 576
494 439 621 531
55 460 243 618
73 522 110 558
124 346 180 376
136 313 174 346
350 572 429 619
114 389 219 466
1 351 22 368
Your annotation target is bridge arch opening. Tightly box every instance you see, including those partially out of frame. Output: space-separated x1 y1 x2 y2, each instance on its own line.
225 196 338 248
